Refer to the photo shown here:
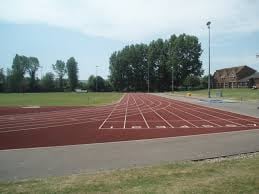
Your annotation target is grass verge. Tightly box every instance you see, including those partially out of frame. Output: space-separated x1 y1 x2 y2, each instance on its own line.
0 153 258 193
171 88 259 101
0 92 123 106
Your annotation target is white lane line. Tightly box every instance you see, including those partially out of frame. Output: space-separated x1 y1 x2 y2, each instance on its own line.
0 93 127 121
168 102 246 127
147 95 222 127
123 94 130 129
98 94 126 130
162 108 198 128
0 120 98 134
167 97 259 124
0 116 99 131
138 94 174 128
132 94 150 128
0 108 113 125
168 104 222 127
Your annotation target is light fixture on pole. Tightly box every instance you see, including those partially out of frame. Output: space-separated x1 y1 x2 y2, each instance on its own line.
96 65 99 92
207 21 211 98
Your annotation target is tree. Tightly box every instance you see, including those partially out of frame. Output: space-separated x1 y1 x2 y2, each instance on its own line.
27 57 40 91
87 75 96 91
183 75 201 89
200 75 213 89
41 72 55 91
109 34 203 92
52 60 66 89
11 54 28 92
87 75 105 91
66 57 78 91
170 34 203 87
0 68 5 92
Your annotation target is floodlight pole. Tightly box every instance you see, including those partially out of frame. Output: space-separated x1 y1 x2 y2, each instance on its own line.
207 21 211 98
96 65 99 92
172 66 174 93
256 54 259 109
148 62 150 93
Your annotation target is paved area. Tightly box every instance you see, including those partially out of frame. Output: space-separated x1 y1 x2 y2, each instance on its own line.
157 93 259 118
0 129 259 181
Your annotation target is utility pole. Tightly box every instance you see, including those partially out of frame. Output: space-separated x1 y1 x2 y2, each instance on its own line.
148 62 150 93
172 66 174 93
96 65 99 92
256 54 259 109
207 21 211 98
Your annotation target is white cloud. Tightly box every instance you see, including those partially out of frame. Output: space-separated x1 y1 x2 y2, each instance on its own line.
0 0 258 41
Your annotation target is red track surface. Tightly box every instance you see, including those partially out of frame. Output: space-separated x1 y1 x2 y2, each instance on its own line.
0 93 258 150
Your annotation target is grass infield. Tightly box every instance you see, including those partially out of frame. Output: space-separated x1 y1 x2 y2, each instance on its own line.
0 153 258 193
0 92 123 106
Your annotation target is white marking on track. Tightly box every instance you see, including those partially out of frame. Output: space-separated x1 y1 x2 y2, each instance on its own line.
202 125 214 128
180 125 190 128
132 126 142 129
132 95 150 128
247 123 257 126
226 124 237 127
156 126 166 128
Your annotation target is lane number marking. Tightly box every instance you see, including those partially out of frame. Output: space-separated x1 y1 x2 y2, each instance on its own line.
202 125 214 128
156 126 166 128
132 126 142 129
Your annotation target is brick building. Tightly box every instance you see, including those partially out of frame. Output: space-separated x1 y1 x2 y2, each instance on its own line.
213 65 256 88
239 72 259 88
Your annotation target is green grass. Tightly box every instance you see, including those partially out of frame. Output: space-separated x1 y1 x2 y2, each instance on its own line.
0 92 123 106
171 88 259 101
0 153 258 194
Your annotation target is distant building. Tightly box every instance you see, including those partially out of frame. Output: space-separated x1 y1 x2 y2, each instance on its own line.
239 72 259 88
213 65 256 88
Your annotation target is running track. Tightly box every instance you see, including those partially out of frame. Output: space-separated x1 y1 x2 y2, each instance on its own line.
0 93 258 150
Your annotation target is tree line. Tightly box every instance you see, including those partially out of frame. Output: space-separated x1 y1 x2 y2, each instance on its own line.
0 33 209 93
0 54 113 93
109 34 206 92
0 54 79 92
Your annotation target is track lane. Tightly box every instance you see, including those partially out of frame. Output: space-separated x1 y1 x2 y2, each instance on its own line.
0 93 259 150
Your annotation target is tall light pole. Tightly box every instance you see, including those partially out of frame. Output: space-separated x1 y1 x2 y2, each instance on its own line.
96 65 99 92
148 62 150 93
256 54 259 109
172 66 174 93
207 21 211 98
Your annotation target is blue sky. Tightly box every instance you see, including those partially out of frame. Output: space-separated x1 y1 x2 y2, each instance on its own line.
0 0 258 79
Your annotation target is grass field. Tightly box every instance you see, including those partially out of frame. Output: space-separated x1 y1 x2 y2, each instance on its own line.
0 92 123 106
0 153 258 194
172 88 259 101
